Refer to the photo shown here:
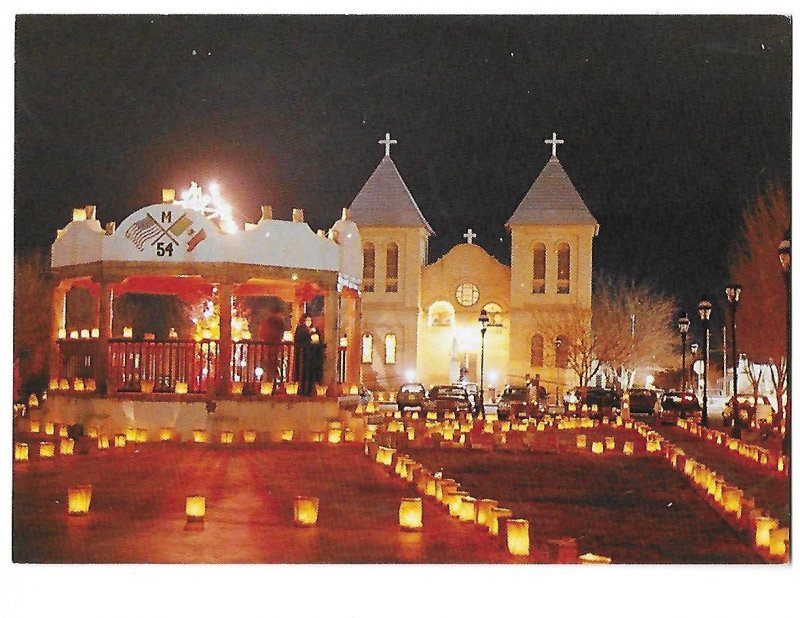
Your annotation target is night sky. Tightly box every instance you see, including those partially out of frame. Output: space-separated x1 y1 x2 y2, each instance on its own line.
14 15 791 312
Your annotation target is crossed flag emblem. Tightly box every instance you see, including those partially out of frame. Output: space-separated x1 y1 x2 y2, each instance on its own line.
125 212 207 252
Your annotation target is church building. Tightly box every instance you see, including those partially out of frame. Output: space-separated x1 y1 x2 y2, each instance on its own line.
348 133 599 398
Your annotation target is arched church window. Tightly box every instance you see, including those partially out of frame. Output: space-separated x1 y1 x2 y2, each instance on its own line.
530 333 544 367
482 302 504 326
386 243 399 293
384 333 397 364
427 300 455 327
361 333 373 364
532 242 546 294
556 242 570 294
363 243 375 292
554 334 569 368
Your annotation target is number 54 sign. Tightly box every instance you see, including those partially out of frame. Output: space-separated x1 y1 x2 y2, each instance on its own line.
124 210 207 256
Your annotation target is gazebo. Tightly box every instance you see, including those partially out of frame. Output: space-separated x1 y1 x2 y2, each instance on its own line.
46 186 364 437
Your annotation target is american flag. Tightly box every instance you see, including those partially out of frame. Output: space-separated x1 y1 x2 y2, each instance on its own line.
125 215 161 251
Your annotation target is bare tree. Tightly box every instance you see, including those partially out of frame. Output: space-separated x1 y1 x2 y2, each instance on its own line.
539 305 603 387
539 275 680 388
13 250 52 396
729 185 790 421
593 274 680 389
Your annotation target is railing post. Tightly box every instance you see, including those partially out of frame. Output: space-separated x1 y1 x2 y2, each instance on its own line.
322 288 339 393
95 282 113 394
217 283 233 395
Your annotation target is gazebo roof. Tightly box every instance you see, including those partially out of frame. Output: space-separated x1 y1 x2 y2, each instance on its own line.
51 202 362 285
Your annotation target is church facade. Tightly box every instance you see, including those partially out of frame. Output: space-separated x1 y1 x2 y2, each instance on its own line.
348 134 599 399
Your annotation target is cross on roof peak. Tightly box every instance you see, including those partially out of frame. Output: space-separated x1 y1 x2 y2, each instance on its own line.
463 228 477 244
545 132 564 158
379 132 397 157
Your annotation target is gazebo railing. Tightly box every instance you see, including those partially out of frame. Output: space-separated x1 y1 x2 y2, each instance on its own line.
108 339 219 394
232 340 296 386
57 339 330 395
56 339 99 384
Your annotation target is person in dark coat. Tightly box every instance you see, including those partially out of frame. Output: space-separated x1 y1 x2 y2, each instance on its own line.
294 315 315 396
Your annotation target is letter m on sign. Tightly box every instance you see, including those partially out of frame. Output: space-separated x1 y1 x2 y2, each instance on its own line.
161 211 172 224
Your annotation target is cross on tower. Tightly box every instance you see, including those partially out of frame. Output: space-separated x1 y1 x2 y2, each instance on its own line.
545 132 564 157
379 132 397 157
463 228 477 244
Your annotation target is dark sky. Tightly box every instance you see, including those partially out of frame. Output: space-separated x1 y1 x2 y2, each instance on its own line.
14 15 791 313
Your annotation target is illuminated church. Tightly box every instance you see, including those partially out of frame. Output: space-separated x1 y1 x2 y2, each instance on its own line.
348 133 599 397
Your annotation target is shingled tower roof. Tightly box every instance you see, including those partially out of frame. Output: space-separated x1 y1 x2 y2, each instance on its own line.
348 155 434 234
505 156 599 232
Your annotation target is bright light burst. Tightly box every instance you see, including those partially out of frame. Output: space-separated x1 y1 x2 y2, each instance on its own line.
175 180 239 233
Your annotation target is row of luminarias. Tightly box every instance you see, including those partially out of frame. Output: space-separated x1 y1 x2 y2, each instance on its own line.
57 327 240 342
16 420 785 559
371 411 788 561
19 485 318 526
371 443 532 556
367 441 610 562
45 377 332 396
366 413 649 561
675 417 789 475
634 421 789 562
15 422 356 452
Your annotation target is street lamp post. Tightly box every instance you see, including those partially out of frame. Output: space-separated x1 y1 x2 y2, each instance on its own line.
698 298 712 427
478 308 490 415
725 285 742 438
677 313 690 391
690 342 699 394
779 232 791 456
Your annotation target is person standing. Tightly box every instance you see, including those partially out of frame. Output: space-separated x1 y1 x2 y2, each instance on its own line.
294 315 314 396
309 324 324 390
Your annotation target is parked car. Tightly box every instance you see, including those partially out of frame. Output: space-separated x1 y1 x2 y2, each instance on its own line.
722 394 774 426
628 388 658 414
496 385 546 420
656 391 701 425
396 383 427 413
423 384 471 418
573 387 621 419
456 381 479 410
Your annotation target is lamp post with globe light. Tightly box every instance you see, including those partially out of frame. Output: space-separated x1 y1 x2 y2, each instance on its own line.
478 308 490 414
698 298 712 427
677 314 690 391
778 232 790 455
725 285 742 438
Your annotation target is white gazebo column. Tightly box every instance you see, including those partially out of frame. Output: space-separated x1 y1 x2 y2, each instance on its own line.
49 281 69 385
347 293 362 391
217 282 233 395
95 281 114 394
323 287 339 391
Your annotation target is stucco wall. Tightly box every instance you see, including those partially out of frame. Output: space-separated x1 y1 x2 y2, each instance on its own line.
35 394 367 442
